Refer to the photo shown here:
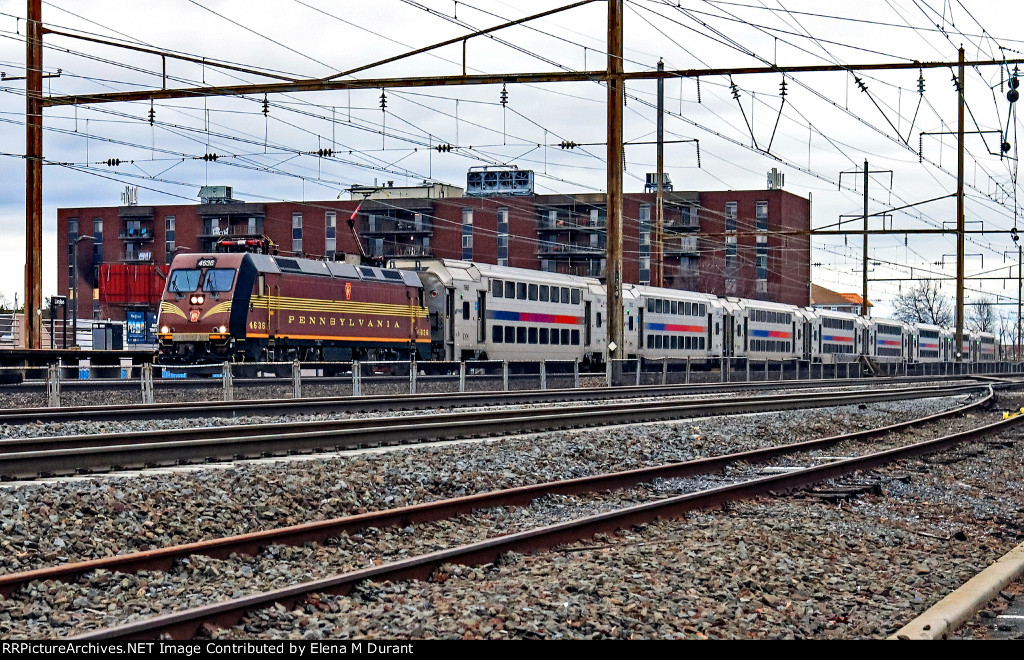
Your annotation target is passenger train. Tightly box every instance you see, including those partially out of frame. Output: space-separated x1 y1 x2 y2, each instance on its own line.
156 251 998 368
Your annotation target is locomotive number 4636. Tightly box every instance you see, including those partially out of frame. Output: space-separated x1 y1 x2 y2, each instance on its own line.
249 321 267 330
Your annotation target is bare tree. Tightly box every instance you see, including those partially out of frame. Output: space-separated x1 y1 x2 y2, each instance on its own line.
891 281 953 326
966 296 996 333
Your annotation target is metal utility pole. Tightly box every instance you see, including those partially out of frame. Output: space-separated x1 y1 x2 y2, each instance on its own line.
1018 242 1022 360
606 0 624 359
25 0 42 349
839 161 892 318
653 58 665 288
862 160 869 317
955 46 966 360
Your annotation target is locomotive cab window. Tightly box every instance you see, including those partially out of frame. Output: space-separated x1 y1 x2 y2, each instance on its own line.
202 269 236 293
168 269 201 293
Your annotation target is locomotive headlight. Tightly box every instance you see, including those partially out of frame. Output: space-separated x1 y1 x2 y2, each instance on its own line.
160 325 170 334
218 325 227 333
189 294 205 305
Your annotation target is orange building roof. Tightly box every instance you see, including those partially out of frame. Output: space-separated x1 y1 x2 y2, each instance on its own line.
810 283 872 308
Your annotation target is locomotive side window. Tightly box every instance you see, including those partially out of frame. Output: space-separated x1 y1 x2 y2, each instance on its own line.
168 269 201 293
504 282 515 298
517 327 527 343
202 269 236 292
492 280 502 298
462 302 470 320
561 287 570 304
571 289 581 305
540 328 549 344
540 286 549 302
528 327 538 344
493 326 503 343
517 282 527 300
596 312 603 328
528 284 538 301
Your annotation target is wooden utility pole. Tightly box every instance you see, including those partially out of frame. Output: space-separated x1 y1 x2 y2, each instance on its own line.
25 0 42 349
653 58 665 288
955 47 966 360
606 0 624 359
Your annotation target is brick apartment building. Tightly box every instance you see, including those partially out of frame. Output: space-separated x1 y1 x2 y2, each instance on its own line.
57 180 811 322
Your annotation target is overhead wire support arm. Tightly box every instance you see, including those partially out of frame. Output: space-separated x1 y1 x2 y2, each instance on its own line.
41 27 297 82
318 0 601 82
42 58 1024 108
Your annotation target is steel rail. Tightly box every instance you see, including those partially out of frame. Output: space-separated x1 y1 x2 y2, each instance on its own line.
0 386 992 599
0 382 983 455
0 384 985 479
0 374 996 425
74 387 1018 640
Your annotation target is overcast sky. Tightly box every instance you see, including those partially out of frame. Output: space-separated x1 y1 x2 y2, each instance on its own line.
0 0 1022 317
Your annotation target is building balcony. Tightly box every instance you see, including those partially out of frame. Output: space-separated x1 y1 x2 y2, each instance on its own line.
120 252 155 263
118 228 155 241
536 243 605 258
367 244 432 258
664 220 700 231
362 223 432 237
198 225 265 239
537 218 606 233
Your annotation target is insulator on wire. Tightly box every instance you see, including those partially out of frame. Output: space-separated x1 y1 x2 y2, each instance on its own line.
730 79 740 101
262 94 269 117
315 149 334 157
435 143 453 153
500 83 508 106
104 158 121 166
917 69 925 95
779 77 787 98
148 101 155 126
854 76 868 93
559 141 578 150
200 153 218 162
380 90 387 111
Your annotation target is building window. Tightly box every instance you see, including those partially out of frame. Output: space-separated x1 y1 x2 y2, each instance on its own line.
325 212 337 259
756 201 768 232
725 201 737 232
497 207 509 266
93 218 103 265
639 204 651 285
292 212 303 256
462 208 473 260
164 216 176 264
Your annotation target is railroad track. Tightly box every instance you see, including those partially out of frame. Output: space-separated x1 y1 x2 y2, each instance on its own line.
0 382 987 480
0 374 1008 425
28 384 1013 639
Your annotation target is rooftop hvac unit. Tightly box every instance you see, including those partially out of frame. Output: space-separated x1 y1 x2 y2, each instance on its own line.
466 166 534 196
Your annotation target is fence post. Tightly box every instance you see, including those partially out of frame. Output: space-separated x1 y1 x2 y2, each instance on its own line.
635 359 641 386
352 361 361 396
141 362 154 404
222 361 233 402
720 357 725 382
540 361 547 390
685 356 690 384
47 361 61 408
459 361 466 393
503 361 509 391
574 360 580 389
409 362 417 395
662 358 668 385
292 359 302 399
606 358 612 387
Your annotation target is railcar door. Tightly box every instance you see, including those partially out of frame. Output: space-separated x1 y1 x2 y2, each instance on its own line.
723 315 734 357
